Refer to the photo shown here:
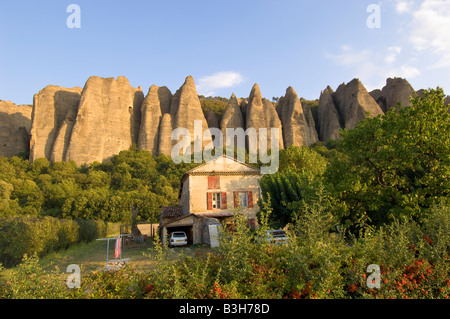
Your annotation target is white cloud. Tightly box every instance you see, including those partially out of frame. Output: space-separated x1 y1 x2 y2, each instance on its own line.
326 45 420 91
326 0 450 91
384 46 402 64
395 0 415 13
408 0 450 68
196 71 244 96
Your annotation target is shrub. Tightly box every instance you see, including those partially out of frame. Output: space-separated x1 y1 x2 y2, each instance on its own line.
0 216 107 267
76 219 107 243
1 204 448 299
0 254 67 299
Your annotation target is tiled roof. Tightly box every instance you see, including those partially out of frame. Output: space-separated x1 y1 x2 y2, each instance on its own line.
160 206 183 219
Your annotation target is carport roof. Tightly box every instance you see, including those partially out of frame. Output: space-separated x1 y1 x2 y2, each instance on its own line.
162 212 236 227
194 212 235 218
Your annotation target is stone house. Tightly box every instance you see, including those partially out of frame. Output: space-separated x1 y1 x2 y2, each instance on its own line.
159 155 262 246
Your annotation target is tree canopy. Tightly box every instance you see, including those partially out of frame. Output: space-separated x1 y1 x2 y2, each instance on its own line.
259 88 450 231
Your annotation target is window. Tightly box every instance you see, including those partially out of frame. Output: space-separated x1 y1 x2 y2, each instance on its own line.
207 192 227 210
212 192 221 209
234 191 253 208
239 192 248 208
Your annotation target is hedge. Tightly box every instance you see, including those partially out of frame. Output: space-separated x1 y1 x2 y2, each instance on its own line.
0 216 107 267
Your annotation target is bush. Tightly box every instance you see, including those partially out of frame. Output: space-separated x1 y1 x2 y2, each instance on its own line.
0 204 448 299
76 219 107 243
0 254 67 299
0 216 107 267
141 203 449 299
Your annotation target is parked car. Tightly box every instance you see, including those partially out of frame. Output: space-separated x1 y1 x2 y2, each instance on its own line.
266 230 289 245
169 231 188 247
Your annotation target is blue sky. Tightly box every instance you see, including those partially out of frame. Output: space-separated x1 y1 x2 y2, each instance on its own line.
1 0 449 105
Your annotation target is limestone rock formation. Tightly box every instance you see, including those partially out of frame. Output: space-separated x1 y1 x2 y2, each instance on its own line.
0 101 32 157
333 78 384 130
245 84 284 150
29 85 82 162
317 86 342 142
380 77 415 112
240 98 249 122
277 87 317 147
65 76 144 165
369 89 385 111
167 76 211 153
158 113 174 156
205 110 219 129
302 103 319 145
220 93 245 147
170 76 209 131
138 85 172 156
2 74 440 163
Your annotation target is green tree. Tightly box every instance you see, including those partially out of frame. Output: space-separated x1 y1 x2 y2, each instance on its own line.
259 146 329 228
327 88 450 227
279 145 328 176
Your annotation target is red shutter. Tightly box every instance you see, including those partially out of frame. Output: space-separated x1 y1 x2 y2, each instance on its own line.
215 176 220 189
207 193 212 210
234 191 239 208
208 176 220 189
208 176 215 189
221 192 227 209
247 191 253 208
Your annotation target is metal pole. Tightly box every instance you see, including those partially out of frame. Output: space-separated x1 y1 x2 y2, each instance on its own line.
106 239 109 267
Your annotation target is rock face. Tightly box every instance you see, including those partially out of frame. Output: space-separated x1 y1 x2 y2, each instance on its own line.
220 93 245 146
170 76 209 135
333 78 384 130
380 77 415 112
29 85 82 162
369 89 385 111
303 105 319 144
158 113 174 156
138 85 172 156
245 84 284 150
2 74 436 163
277 86 317 146
205 110 219 129
65 76 144 164
0 101 32 157
318 86 342 142
161 76 211 156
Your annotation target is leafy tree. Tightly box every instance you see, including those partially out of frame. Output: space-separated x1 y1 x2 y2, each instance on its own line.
279 145 328 176
259 146 329 228
326 88 450 228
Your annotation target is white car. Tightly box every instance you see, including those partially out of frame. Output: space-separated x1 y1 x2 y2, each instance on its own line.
169 231 188 247
266 230 289 245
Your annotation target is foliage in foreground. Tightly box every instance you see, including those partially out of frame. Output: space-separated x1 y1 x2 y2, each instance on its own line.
1 203 448 299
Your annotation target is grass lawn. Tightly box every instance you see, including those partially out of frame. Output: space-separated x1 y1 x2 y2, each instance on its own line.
0 235 213 284
24 238 213 275
38 238 156 273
